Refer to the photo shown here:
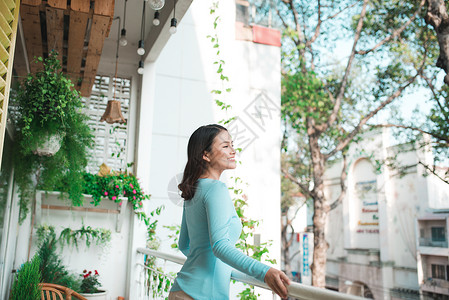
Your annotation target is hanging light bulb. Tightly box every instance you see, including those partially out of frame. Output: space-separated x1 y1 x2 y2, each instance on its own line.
169 0 177 34
137 60 144 75
149 0 165 10
120 0 128 46
137 40 145 56
153 11 160 26
169 18 177 34
119 28 127 46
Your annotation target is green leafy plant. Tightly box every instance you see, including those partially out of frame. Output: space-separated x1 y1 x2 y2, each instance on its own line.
82 172 147 210
10 255 42 300
59 225 111 250
13 50 93 223
36 225 82 291
80 269 102 294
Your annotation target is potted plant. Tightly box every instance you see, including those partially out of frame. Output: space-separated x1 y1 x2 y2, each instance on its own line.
13 50 93 222
10 255 42 300
79 269 108 300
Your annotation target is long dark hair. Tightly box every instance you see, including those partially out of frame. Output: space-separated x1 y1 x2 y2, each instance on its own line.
178 124 227 200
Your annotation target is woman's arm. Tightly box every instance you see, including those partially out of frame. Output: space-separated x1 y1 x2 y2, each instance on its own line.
204 182 270 281
178 205 190 256
204 182 289 298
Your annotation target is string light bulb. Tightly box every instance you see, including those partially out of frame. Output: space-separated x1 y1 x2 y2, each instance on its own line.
119 29 127 46
169 18 177 34
169 0 177 34
137 40 145 56
119 0 128 46
137 60 144 75
153 11 160 26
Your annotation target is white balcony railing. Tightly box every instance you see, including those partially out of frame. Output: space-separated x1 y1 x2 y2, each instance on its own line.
136 248 367 300
419 237 448 248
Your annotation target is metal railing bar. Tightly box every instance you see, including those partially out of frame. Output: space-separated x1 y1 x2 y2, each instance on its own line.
136 248 367 300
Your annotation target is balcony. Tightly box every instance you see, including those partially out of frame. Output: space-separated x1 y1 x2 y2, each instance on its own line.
419 237 448 248
421 278 449 296
136 248 368 300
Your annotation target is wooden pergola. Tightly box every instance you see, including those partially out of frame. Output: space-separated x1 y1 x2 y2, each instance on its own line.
19 0 115 97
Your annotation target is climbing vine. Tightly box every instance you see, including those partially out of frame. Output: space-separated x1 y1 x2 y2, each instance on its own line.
208 2 274 299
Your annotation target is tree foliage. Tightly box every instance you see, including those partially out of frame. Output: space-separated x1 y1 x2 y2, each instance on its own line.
249 0 447 287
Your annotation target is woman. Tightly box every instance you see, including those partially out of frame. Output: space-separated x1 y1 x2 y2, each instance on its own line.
169 124 290 300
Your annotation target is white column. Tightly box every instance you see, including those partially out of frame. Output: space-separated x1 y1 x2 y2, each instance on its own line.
126 61 157 300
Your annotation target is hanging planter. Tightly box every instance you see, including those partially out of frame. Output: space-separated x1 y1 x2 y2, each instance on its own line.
13 51 94 223
33 132 65 156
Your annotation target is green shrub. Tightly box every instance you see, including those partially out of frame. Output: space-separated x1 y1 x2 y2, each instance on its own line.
10 255 42 300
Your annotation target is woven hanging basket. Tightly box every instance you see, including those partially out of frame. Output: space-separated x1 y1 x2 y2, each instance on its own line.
33 132 65 156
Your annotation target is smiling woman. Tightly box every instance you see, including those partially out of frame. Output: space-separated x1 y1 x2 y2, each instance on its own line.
170 124 290 300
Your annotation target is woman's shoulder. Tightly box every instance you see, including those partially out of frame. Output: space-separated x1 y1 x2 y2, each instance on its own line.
198 179 229 198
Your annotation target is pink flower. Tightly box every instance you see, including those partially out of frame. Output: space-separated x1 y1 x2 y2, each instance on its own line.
119 201 123 206
139 201 143 206
112 196 117 201
133 189 137 194
123 191 126 195
133 196 136 200
115 185 119 188
104 191 108 196
129 183 134 188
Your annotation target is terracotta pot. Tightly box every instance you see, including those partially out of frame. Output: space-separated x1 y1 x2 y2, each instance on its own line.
80 290 108 300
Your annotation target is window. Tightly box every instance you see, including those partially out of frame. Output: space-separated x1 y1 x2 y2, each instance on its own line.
431 264 447 280
431 227 446 242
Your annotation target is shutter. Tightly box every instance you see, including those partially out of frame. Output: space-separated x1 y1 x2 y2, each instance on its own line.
0 0 20 168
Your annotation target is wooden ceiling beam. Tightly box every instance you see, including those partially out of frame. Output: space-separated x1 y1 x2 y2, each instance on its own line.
67 10 88 90
20 4 43 73
80 14 109 97
19 0 115 96
45 7 64 63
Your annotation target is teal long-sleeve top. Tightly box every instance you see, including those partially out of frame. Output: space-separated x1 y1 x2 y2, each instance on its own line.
170 178 271 299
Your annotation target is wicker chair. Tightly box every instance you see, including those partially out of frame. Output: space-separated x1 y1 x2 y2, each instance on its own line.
40 283 87 300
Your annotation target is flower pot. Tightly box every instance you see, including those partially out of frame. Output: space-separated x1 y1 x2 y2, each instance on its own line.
80 290 108 300
33 132 64 156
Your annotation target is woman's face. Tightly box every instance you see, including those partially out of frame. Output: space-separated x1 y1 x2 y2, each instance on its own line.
204 130 236 172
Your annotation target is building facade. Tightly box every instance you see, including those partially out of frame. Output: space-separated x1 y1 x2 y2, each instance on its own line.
322 129 448 300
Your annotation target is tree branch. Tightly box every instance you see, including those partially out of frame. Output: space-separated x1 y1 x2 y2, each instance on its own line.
305 0 322 48
323 2 357 21
282 168 312 199
329 153 348 211
370 123 449 144
325 68 424 159
425 0 449 84
421 72 449 124
316 0 369 133
419 161 449 185
355 0 426 55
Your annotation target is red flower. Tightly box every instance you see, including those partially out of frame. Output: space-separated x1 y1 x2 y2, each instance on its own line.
95 270 99 275
83 274 89 278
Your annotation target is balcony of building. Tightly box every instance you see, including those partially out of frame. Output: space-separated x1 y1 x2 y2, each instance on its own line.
419 254 449 298
417 214 449 256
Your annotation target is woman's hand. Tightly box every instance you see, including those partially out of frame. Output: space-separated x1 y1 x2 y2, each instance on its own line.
264 268 291 299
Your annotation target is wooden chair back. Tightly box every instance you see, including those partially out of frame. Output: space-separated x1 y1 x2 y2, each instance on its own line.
40 283 88 300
